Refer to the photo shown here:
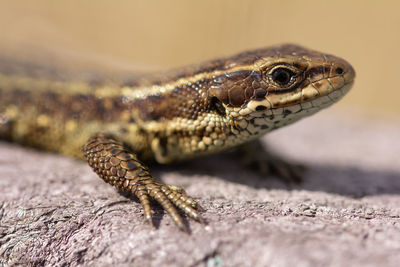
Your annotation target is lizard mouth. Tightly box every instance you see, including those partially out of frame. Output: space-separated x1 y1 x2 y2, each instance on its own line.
228 77 355 137
228 76 354 120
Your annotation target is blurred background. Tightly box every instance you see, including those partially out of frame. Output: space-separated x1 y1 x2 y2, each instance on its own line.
0 0 399 118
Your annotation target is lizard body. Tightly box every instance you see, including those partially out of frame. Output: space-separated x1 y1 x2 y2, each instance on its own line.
0 44 355 231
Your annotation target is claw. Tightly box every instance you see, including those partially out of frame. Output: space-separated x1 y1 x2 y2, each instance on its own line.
195 203 205 212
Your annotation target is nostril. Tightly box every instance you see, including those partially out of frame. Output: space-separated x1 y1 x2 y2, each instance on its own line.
335 67 344 75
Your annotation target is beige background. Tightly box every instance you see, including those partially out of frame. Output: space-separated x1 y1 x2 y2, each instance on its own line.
1 2 400 266
1 0 399 117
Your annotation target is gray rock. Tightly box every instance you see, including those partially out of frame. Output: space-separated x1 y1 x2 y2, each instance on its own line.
1 112 400 267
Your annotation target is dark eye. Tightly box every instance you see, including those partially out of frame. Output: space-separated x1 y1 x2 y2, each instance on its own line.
271 68 294 86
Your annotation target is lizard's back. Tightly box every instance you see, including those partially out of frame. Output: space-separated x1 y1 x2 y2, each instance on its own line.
0 54 149 158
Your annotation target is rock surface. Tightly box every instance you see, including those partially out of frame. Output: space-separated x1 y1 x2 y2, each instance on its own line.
1 112 400 267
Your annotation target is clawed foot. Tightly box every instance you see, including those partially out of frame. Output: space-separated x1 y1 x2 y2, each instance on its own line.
238 140 306 184
241 153 305 184
138 182 205 232
82 133 205 232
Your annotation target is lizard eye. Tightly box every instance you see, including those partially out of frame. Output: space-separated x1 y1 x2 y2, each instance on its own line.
271 68 294 86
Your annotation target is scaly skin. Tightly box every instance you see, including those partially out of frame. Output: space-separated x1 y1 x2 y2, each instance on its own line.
0 44 355 231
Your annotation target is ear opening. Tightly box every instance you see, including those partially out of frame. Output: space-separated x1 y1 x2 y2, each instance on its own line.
210 97 226 116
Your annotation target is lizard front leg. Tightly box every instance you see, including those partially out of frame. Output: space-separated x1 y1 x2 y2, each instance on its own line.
238 139 305 184
82 133 204 231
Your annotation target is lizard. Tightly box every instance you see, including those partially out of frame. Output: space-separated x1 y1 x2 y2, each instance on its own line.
0 44 355 231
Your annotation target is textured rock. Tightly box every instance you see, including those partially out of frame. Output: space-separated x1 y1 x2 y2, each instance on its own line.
1 111 400 267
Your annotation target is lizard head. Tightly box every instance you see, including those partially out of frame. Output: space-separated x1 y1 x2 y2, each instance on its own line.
207 44 355 136
123 44 355 159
